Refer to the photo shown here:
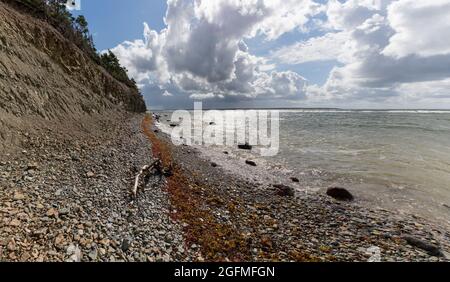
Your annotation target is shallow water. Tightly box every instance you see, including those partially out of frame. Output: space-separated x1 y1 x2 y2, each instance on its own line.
155 109 450 225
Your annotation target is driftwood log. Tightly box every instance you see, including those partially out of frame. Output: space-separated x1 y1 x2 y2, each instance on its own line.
131 160 161 198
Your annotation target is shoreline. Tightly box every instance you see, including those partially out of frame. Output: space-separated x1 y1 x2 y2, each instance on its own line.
1 113 449 261
153 114 450 261
154 110 450 229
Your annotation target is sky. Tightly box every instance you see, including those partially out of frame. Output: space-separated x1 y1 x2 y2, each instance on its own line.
72 0 450 109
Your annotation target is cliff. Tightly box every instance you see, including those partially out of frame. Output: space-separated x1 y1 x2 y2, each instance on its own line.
0 1 146 152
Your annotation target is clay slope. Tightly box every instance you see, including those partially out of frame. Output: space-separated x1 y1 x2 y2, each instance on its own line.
0 2 146 152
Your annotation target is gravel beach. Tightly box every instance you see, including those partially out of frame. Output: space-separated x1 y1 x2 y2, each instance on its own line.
0 114 196 262
1 113 449 262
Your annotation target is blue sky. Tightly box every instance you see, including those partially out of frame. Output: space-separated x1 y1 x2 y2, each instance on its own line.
73 0 331 85
71 0 450 109
73 0 167 51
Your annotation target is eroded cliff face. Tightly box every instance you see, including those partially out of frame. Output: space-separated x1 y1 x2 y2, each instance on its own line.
0 2 146 152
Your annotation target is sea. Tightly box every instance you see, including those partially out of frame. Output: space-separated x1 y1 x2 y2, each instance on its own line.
155 109 450 226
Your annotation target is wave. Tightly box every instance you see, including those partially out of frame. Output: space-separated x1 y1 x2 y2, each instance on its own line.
279 109 450 114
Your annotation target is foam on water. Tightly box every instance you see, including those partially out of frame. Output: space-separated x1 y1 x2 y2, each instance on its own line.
154 110 450 226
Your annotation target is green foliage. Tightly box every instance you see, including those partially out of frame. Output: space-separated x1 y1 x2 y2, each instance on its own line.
100 51 138 89
4 0 138 90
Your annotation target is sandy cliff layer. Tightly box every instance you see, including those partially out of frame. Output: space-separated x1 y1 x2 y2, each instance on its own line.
0 2 146 152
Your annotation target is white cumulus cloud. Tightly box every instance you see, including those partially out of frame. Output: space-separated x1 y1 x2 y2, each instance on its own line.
383 0 450 58
272 32 352 64
111 0 319 108
110 0 450 108
300 0 450 106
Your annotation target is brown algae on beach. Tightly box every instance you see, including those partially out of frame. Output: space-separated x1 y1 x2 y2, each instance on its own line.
142 113 450 262
142 114 251 261
142 114 318 261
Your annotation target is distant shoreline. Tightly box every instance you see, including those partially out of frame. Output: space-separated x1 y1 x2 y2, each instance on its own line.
150 108 450 112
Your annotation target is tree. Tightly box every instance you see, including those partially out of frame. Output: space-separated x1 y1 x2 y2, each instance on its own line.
75 15 88 36
5 0 138 90
99 51 135 86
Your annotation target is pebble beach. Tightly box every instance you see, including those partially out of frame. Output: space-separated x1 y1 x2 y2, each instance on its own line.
1 113 450 262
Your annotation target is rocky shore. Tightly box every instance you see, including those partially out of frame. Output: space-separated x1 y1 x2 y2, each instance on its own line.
1 113 450 262
0 114 196 262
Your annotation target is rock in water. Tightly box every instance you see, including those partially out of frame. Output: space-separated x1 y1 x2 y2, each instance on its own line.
327 187 354 201
290 177 300 183
403 235 443 257
238 143 252 150
245 160 257 167
273 184 295 197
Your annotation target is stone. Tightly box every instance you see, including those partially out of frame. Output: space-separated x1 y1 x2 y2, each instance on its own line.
121 239 131 252
245 160 257 167
273 184 295 197
59 208 70 217
403 235 443 257
70 153 80 162
46 208 59 218
238 143 252 150
21 252 31 262
26 162 38 171
23 175 34 181
86 171 95 178
9 219 21 227
261 236 273 249
326 187 354 202
7 239 16 251
54 234 66 249
290 177 300 183
99 248 106 256
13 191 26 200
66 244 82 262
88 249 98 261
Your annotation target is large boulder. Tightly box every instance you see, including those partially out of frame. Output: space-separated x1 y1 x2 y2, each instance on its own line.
273 184 295 197
326 187 354 202
238 143 252 150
